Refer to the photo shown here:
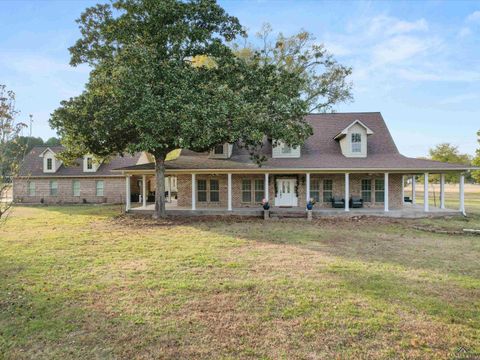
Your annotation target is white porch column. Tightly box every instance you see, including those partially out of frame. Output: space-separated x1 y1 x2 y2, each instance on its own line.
412 176 416 204
440 174 445 209
424 173 429 212
459 174 465 215
305 172 311 208
227 173 232 211
167 177 172 203
142 175 147 208
264 173 269 202
384 173 389 212
191 173 196 211
345 173 350 212
401 175 405 204
125 175 131 212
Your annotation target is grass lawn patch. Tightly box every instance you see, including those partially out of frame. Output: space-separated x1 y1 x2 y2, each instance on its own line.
1 205 479 359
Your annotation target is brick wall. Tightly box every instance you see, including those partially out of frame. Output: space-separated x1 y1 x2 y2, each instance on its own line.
176 173 404 210
13 177 126 204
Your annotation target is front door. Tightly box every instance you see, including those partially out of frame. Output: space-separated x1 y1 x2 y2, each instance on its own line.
275 178 298 207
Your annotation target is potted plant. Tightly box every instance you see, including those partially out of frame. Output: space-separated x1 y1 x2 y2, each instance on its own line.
307 198 315 210
262 198 270 210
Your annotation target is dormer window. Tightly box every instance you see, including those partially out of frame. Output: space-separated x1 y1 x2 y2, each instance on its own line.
214 145 224 155
83 155 99 172
40 148 60 173
273 140 300 158
210 143 233 159
281 144 292 154
351 133 362 153
46 158 53 170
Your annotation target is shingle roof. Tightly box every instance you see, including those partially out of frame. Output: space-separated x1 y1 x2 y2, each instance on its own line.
116 112 472 172
18 146 142 177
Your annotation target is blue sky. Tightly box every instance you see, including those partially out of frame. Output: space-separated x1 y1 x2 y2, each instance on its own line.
1 0 479 157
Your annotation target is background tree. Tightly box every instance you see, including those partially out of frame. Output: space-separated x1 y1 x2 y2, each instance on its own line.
45 137 61 146
234 23 352 112
428 143 472 183
472 130 480 183
50 0 352 218
0 85 26 219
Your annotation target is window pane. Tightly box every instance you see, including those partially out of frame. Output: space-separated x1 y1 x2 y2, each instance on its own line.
214 145 224 154
47 158 53 170
197 179 207 202
375 179 385 202
253 179 264 203
361 179 371 202
242 179 251 202
27 181 35 196
87 157 93 169
310 191 320 203
323 179 333 202
50 180 57 196
72 180 80 196
281 143 291 153
96 180 104 196
197 180 207 191
311 179 320 191
210 179 219 202
352 133 361 153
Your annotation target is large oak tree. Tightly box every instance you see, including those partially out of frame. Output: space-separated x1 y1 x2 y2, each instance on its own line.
51 0 351 218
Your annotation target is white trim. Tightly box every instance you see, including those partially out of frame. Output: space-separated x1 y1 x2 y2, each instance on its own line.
384 172 389 212
142 175 147 207
459 174 465 215
333 119 374 140
440 174 445 209
227 173 232 211
306 172 310 208
125 176 131 211
412 176 416 204
424 173 429 212
401 175 405 204
191 174 196 211
264 173 269 202
345 173 349 212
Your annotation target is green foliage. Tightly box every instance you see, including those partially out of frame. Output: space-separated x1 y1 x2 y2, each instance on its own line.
233 23 353 112
50 0 352 217
44 137 61 146
472 130 480 183
428 143 471 183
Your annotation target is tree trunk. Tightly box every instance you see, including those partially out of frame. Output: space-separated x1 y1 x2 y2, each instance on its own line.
153 156 167 219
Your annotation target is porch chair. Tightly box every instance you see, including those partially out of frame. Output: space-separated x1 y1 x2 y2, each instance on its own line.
404 196 413 203
331 196 345 208
349 196 364 208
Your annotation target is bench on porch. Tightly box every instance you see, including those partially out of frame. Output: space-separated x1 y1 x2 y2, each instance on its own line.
404 196 413 203
349 196 364 208
331 196 345 208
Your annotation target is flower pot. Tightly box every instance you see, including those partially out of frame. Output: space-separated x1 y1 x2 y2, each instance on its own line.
306 203 313 210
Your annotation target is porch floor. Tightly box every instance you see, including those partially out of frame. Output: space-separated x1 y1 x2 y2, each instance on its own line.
129 202 462 218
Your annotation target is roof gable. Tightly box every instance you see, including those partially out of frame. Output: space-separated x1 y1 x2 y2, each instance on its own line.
333 120 374 140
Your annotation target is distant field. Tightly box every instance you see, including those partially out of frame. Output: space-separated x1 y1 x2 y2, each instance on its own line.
405 183 480 214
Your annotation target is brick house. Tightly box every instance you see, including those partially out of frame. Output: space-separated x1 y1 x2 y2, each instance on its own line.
115 112 473 216
14 112 473 216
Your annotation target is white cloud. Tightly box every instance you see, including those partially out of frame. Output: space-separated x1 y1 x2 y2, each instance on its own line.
372 36 432 65
466 10 480 23
458 27 472 38
367 15 428 36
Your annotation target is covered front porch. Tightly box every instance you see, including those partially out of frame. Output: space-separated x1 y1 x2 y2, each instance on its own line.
123 170 467 218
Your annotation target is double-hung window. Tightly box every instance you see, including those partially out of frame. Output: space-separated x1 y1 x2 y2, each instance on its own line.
214 145 224 155
241 179 252 203
46 158 53 170
49 180 58 196
209 179 219 202
351 133 361 153
375 179 385 202
96 180 104 196
310 178 321 203
361 179 372 202
254 179 264 203
323 179 333 202
197 180 207 202
72 180 80 196
27 181 35 196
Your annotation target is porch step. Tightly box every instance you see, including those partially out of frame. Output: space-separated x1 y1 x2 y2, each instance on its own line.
269 210 307 219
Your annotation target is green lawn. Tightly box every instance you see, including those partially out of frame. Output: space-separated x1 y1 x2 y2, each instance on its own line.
1 205 479 359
